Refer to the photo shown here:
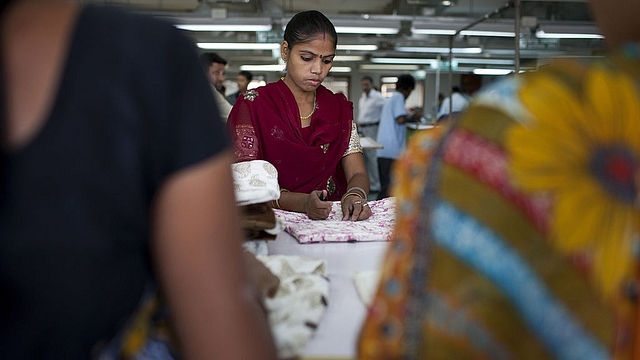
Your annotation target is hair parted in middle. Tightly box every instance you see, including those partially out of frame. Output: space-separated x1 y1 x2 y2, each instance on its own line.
283 10 338 51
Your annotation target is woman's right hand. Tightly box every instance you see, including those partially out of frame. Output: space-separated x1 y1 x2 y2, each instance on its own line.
305 190 332 220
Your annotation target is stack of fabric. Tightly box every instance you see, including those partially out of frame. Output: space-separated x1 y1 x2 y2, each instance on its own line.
231 160 284 239
233 160 330 358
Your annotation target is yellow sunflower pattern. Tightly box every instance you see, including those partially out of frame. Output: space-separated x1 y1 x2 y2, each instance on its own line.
507 61 640 304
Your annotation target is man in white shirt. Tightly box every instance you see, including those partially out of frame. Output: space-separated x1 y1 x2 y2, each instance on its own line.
436 86 470 122
200 52 233 122
357 76 386 193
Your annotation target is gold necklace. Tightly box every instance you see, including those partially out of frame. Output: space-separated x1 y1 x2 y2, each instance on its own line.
300 92 317 121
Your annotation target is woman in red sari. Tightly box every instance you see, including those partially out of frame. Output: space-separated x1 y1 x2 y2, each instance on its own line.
227 10 371 221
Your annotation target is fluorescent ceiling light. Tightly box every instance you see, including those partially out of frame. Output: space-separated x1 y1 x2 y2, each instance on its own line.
371 57 515 67
334 55 364 62
283 18 399 35
240 65 351 73
176 24 272 32
410 19 466 36
174 17 273 32
396 46 483 54
535 30 604 39
370 57 437 65
334 26 398 34
361 64 420 71
535 23 604 39
473 68 512 75
240 64 285 72
411 19 516 37
197 43 280 50
328 67 352 73
197 42 375 53
455 58 514 65
460 30 515 37
411 28 456 35
337 44 378 51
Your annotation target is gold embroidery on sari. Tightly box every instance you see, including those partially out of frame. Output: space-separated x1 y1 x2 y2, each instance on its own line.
343 120 363 157
326 177 337 195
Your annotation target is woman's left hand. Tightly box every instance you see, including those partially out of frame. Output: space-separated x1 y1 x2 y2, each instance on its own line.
341 194 372 221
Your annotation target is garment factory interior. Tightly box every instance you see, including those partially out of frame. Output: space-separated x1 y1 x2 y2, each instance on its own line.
49 0 616 358
91 0 603 119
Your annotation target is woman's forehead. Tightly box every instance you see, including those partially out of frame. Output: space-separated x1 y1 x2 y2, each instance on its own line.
292 36 336 52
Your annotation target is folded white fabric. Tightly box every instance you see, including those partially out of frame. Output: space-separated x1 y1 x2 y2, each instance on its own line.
354 270 381 306
256 255 329 359
232 160 280 206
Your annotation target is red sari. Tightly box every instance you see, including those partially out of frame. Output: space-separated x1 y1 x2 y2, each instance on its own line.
227 80 354 201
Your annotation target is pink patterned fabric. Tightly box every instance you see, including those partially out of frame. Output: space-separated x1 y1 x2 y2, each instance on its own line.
274 198 395 243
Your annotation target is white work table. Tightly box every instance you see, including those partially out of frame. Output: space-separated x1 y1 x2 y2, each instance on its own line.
267 232 389 359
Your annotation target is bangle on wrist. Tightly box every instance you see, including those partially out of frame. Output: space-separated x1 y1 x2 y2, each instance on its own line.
345 186 367 199
341 191 364 203
271 188 288 209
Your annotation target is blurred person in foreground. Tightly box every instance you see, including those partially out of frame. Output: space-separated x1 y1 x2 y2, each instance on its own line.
0 1 276 359
226 10 371 222
357 75 385 194
226 70 253 105
359 0 640 359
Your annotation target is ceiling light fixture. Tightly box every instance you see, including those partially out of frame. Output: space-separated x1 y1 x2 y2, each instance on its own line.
361 64 421 71
460 30 515 37
282 17 399 35
396 46 483 54
535 23 604 39
197 42 280 50
337 44 378 51
334 26 399 35
411 28 456 35
535 30 604 39
455 58 514 65
174 17 273 32
239 65 351 73
176 24 272 32
410 19 467 36
334 55 365 62
473 68 513 75
370 57 437 65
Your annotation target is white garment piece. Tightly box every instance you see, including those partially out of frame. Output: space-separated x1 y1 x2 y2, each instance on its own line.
354 270 381 306
273 197 396 243
257 255 330 359
437 92 470 120
231 160 281 206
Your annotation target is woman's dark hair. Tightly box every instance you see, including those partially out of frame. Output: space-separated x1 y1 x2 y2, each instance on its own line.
283 10 337 50
396 74 416 91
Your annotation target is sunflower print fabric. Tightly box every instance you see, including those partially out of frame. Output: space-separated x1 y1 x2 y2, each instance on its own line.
359 45 640 360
